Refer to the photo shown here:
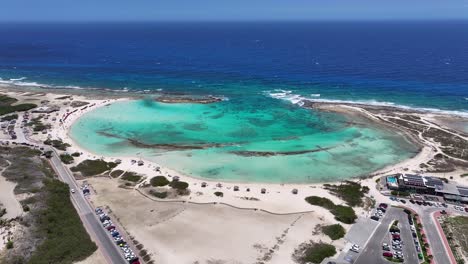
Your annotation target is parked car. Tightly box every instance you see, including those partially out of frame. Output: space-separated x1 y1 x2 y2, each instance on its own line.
383 252 393 258
371 215 380 221
409 199 415 204
379 203 388 209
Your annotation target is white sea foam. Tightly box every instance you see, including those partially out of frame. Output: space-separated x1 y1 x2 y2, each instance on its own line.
311 93 320 97
266 89 468 118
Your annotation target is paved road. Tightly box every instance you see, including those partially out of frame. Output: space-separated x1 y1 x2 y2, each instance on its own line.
9 116 127 264
417 207 453 264
48 148 127 264
354 207 419 264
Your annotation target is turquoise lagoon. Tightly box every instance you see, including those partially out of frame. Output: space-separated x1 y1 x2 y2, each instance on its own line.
70 97 419 183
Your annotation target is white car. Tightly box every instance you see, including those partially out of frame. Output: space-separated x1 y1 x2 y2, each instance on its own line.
70 189 75 193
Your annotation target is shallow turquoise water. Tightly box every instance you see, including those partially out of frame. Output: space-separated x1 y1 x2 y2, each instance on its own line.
70 98 419 183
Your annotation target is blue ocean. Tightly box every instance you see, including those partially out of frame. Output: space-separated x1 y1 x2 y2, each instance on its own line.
0 21 467 113
1 22 468 182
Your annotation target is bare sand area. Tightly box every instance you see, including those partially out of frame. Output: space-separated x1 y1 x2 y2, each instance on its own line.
0 163 23 220
87 177 345 264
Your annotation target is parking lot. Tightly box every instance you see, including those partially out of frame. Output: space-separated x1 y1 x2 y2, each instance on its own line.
353 206 419 264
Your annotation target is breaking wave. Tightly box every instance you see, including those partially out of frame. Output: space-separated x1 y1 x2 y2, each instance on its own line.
266 89 468 118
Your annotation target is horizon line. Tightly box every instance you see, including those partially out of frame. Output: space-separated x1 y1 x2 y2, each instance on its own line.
1 18 468 23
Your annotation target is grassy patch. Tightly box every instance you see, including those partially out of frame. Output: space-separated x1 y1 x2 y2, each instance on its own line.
305 196 357 224
149 190 168 199
28 179 97 263
121 171 142 182
443 216 468 263
71 159 117 176
59 154 74 164
0 94 37 116
150 176 170 187
1 114 18 121
44 139 71 151
461 173 468 178
109 170 124 178
322 224 346 240
293 242 336 264
323 181 369 207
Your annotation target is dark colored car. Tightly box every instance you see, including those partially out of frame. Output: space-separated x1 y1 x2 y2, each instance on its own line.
393 234 401 240
383 252 393 257
379 203 388 209
371 215 380 221
111 231 120 237
106 225 115 231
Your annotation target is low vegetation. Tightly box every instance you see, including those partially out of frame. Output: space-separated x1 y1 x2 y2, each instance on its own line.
28 116 50 132
71 152 81 157
0 207 6 218
0 146 95 264
0 94 37 116
305 196 357 224
59 153 74 164
150 176 170 187
441 216 468 263
110 169 124 178
121 171 143 183
71 159 117 176
214 191 224 197
44 139 71 151
149 190 168 199
293 242 336 264
322 224 346 240
28 179 97 263
323 181 369 207
461 173 468 178
0 113 18 121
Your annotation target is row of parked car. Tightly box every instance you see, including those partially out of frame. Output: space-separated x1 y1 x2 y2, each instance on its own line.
95 207 140 264
371 203 388 221
382 222 404 261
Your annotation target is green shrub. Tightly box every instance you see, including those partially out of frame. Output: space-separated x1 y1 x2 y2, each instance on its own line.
44 139 71 151
0 207 6 217
305 196 357 224
0 94 37 115
214 191 224 197
300 243 336 264
59 154 74 164
6 240 13 249
110 170 124 178
1 114 18 121
71 152 81 157
304 196 335 209
71 159 117 176
121 172 142 183
170 181 189 190
331 205 357 224
27 179 97 263
149 190 168 199
150 176 170 187
323 181 368 207
322 224 346 240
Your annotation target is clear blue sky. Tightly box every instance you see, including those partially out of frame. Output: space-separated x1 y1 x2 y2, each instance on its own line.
2 0 468 22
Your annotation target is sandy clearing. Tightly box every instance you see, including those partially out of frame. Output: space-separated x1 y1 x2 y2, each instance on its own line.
88 177 342 264
0 163 23 220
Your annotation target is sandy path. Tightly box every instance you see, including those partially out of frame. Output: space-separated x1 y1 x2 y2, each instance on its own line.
0 161 23 219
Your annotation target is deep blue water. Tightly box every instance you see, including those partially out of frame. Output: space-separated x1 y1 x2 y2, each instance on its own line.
0 21 467 113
